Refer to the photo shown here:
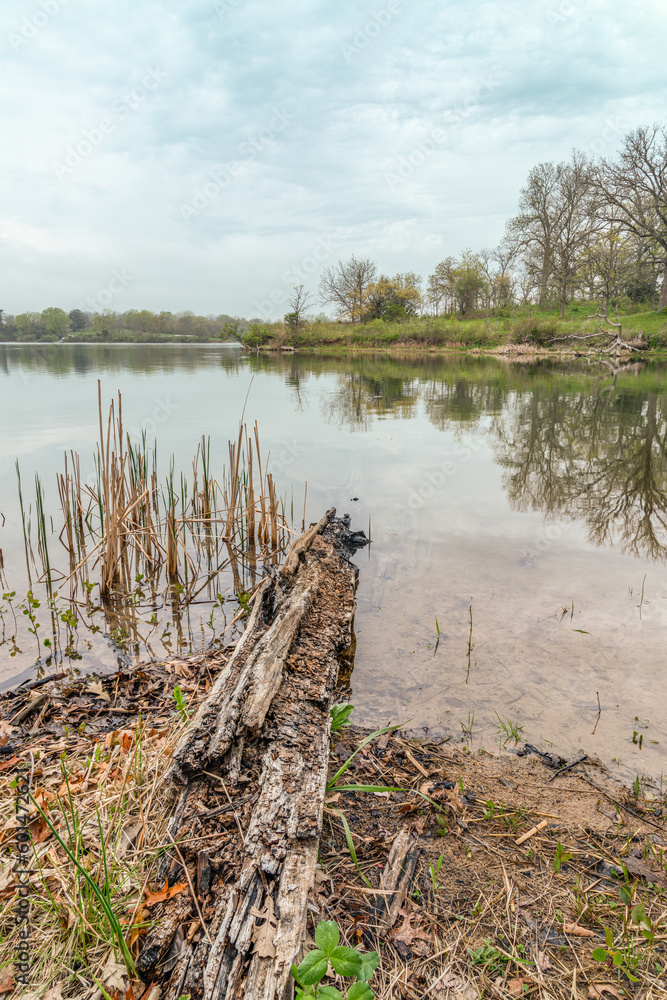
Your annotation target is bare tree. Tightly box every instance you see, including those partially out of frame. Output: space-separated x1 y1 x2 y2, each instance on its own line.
507 152 600 316
283 285 313 336
594 124 667 311
318 255 377 322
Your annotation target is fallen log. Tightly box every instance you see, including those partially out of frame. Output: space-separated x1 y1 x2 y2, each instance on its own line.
137 509 367 1000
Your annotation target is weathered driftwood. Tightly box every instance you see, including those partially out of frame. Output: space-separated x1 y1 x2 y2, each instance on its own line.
137 509 366 1000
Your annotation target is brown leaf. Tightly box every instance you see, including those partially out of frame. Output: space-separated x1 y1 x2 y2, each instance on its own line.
144 878 187 907
0 755 20 772
622 854 667 889
535 950 552 972
87 679 111 702
508 979 529 996
588 986 625 1000
389 908 431 947
563 922 597 937
0 720 14 747
0 965 14 994
250 896 278 958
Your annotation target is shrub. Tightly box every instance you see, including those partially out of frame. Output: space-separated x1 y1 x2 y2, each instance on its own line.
511 318 559 345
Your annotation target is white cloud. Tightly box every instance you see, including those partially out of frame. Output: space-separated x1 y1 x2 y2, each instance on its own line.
1 0 666 316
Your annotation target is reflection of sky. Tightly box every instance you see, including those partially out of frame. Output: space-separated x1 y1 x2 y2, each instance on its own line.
2 347 667 782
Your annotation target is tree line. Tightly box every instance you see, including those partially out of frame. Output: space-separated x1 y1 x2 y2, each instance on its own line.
0 308 244 342
313 123 667 323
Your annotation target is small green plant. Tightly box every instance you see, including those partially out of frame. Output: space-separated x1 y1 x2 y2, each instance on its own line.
172 685 189 721
468 939 514 977
493 711 524 745
483 799 495 820
330 703 354 733
428 852 445 892
459 710 474 738
553 842 574 874
291 920 379 999
592 926 640 982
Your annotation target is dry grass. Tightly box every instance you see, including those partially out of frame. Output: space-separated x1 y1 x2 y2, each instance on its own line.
1 680 665 1000
315 730 667 1000
0 649 230 999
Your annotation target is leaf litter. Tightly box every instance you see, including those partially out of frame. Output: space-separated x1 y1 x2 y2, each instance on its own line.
0 657 665 999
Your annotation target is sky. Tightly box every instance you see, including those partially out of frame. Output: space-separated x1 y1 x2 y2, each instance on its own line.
1 0 666 320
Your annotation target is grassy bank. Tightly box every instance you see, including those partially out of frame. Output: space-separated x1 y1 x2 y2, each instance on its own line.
246 306 667 355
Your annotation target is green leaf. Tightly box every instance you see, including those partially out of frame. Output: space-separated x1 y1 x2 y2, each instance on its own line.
357 951 380 982
330 704 354 732
619 885 632 906
333 810 372 889
317 988 343 1000
291 963 303 987
592 947 607 962
330 946 363 978
347 984 374 1000
315 921 340 956
330 784 402 794
612 952 623 967
326 721 408 790
604 926 614 948
297 950 328 986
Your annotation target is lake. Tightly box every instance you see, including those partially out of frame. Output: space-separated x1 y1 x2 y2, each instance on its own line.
1 343 666 786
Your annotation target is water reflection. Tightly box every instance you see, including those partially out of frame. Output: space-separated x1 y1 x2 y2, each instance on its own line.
495 385 667 561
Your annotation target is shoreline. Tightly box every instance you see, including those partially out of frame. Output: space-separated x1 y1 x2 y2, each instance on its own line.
1 656 665 999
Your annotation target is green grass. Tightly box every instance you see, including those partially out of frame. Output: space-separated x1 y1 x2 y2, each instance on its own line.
249 304 667 354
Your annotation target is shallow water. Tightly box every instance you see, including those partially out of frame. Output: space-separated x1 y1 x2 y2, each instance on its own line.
1 343 666 784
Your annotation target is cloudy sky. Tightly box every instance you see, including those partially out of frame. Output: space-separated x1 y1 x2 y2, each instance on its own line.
2 0 666 319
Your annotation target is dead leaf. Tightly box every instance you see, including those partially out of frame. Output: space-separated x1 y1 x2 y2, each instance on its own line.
86 679 110 702
250 896 278 958
0 756 20 772
535 950 552 972
143 878 187 908
0 965 14 994
389 908 431 947
28 814 52 844
435 970 479 1000
0 720 14 746
588 986 625 1000
622 854 667 889
100 959 129 992
43 987 64 1000
508 979 530 996
563 922 597 937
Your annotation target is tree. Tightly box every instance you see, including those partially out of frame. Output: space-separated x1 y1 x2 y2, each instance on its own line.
68 308 87 331
15 312 44 339
363 272 422 320
507 152 600 316
578 227 637 310
41 307 70 337
284 285 313 337
595 124 667 311
427 252 487 315
318 255 377 322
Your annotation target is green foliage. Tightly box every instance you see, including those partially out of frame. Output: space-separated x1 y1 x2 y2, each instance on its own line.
330 703 354 732
553 842 574 873
172 685 189 721
291 920 379 999
241 322 272 348
591 926 640 981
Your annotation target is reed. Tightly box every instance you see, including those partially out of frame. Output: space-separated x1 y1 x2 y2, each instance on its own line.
9 384 297 672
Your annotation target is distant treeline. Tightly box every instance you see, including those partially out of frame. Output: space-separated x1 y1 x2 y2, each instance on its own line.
0 308 249 343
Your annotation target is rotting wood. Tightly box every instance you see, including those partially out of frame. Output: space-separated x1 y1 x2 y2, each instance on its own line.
136 508 368 1000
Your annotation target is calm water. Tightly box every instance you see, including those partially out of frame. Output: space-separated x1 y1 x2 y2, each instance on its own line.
1 343 666 785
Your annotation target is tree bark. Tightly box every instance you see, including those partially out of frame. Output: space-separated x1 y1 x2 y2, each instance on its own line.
659 269 667 311
136 510 365 1000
